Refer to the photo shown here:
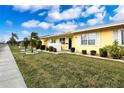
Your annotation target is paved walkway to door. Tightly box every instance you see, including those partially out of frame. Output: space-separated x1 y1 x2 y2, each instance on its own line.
0 44 27 88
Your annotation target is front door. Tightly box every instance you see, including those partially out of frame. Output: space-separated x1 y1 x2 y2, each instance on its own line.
68 38 72 49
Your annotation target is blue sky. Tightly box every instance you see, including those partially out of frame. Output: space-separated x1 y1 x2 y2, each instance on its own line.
0 5 124 41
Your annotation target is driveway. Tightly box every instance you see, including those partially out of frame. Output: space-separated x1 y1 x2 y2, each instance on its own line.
0 44 27 88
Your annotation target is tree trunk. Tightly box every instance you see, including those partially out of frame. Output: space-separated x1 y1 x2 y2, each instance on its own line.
31 46 33 53
25 46 26 52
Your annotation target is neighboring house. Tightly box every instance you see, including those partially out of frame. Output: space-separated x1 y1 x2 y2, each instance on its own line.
41 21 124 54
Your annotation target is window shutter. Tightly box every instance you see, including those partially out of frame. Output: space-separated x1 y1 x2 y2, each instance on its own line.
113 30 118 41
78 34 81 45
113 30 122 45
49 39 52 43
96 32 100 46
118 30 122 45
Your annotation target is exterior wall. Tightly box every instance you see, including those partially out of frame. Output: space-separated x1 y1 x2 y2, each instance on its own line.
100 29 113 47
41 36 71 50
72 29 113 54
41 25 124 54
41 39 49 46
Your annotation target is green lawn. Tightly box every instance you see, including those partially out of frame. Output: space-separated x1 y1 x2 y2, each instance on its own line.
10 46 124 88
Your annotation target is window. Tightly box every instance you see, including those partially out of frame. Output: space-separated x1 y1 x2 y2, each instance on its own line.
121 30 124 45
60 38 65 44
50 39 56 43
81 34 87 45
88 33 96 45
81 33 97 45
113 29 124 45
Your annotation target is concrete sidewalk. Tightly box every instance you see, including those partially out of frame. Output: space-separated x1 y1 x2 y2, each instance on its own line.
0 45 27 88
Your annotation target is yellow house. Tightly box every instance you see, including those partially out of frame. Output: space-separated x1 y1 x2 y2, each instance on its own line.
41 22 124 54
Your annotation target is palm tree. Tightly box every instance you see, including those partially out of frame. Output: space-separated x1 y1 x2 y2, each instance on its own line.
23 37 30 52
9 32 18 45
30 32 39 53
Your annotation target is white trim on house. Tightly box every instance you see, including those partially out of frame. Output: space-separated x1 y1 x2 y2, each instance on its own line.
113 30 118 41
79 32 99 46
113 29 124 45
118 29 122 45
60 37 66 44
78 34 81 46
96 32 100 46
49 39 56 43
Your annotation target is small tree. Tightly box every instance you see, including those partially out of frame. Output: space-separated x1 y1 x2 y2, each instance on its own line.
9 32 19 45
30 32 39 53
23 38 29 52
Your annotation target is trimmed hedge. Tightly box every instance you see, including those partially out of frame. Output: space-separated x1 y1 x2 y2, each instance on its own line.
90 50 96 55
71 47 75 52
48 46 57 52
99 47 108 57
46 47 49 51
48 46 54 52
41 45 46 50
82 50 87 54
53 48 57 52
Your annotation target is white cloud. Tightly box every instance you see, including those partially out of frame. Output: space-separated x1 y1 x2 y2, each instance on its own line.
13 5 50 12
48 11 61 21
81 5 105 18
47 6 83 21
79 22 85 26
38 22 51 29
50 6 60 12
87 11 106 26
85 6 106 26
52 21 78 32
21 20 51 30
86 5 104 15
38 12 46 16
81 12 89 17
109 6 124 21
87 18 98 26
21 30 30 36
21 20 40 28
6 20 13 25
62 7 82 20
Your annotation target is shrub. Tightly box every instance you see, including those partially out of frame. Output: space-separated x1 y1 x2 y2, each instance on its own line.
90 50 96 55
106 40 124 59
49 46 54 52
71 47 75 52
41 45 46 50
46 47 49 51
36 40 42 49
99 47 108 57
53 48 57 52
82 50 87 54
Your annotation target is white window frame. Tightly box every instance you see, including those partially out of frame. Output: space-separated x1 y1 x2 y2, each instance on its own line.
60 38 65 44
113 29 124 45
121 29 124 45
81 34 87 45
88 33 96 45
81 33 97 45
50 39 56 43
